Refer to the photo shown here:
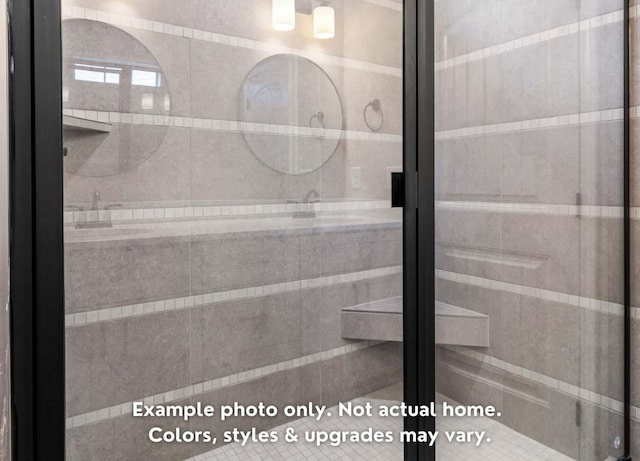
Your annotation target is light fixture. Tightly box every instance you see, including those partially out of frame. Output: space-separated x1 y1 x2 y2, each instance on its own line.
272 0 296 31
313 5 335 40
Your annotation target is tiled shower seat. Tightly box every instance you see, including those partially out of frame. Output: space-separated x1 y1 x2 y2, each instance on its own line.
341 296 489 347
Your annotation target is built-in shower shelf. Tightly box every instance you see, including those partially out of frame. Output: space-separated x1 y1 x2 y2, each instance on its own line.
63 115 112 133
341 297 489 347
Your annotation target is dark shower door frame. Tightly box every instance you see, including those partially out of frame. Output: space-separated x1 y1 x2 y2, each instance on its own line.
7 0 437 460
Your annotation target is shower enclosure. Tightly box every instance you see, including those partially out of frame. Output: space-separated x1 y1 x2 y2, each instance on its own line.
7 0 637 461
11 0 430 460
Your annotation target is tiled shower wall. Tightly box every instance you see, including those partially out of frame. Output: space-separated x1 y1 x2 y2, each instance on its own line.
61 1 404 460
435 1 628 460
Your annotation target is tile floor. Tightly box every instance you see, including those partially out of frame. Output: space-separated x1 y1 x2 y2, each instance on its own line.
184 391 575 461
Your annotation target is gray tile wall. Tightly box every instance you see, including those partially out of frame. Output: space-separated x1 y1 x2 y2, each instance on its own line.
435 1 628 459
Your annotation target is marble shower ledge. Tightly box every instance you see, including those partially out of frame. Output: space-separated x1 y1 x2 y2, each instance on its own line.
341 297 490 347
64 213 402 244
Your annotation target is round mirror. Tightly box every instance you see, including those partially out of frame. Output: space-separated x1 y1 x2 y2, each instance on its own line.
241 54 343 175
62 19 171 177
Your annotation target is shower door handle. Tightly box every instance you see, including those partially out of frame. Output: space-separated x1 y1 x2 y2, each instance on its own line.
391 172 405 208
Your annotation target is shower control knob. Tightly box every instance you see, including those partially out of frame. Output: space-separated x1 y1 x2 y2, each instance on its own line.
614 435 621 449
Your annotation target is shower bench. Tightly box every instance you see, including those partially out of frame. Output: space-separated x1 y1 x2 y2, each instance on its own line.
341 297 489 347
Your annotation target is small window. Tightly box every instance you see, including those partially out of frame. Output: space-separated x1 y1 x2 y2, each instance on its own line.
131 70 161 87
74 63 121 84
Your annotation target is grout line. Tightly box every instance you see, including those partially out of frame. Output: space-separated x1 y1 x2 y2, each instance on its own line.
436 107 634 141
66 339 385 429
437 201 625 218
60 6 402 78
436 269 625 317
436 8 626 71
443 347 635 419
64 199 392 224
65 266 403 327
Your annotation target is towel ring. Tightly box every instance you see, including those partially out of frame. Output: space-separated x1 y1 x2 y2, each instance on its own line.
364 99 384 132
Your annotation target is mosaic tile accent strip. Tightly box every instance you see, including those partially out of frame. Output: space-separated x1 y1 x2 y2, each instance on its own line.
443 346 634 420
62 108 402 143
437 200 629 219
66 340 384 429
436 269 625 317
65 265 403 327
64 199 392 224
436 107 628 141
436 9 626 71
60 5 402 77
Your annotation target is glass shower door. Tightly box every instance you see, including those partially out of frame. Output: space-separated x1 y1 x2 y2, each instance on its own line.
434 1 626 459
61 1 406 460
